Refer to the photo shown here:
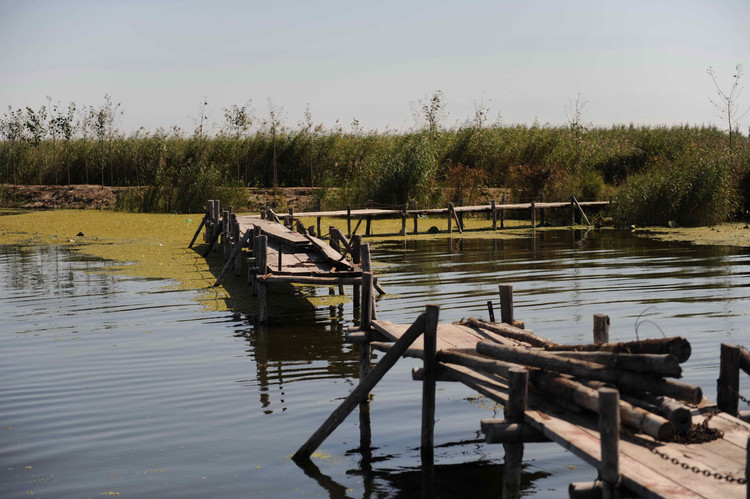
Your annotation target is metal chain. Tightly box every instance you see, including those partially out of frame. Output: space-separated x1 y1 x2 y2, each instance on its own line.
649 446 745 484
649 411 746 485
728 385 750 407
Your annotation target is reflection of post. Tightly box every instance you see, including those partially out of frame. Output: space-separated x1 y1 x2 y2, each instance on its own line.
352 235 362 309
502 368 528 499
255 325 270 409
359 328 372 456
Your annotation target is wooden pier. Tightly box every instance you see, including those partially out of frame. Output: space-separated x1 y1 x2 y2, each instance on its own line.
191 199 384 324
292 284 750 498
281 195 607 237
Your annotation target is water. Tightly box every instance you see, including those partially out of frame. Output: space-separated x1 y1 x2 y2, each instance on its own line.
1 230 749 497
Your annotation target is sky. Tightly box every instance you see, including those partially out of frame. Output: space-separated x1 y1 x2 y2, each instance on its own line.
1 0 749 135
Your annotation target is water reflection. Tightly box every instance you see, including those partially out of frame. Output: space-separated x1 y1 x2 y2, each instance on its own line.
2 230 749 498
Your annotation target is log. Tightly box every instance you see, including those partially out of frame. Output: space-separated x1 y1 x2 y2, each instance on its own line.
484 422 550 444
188 215 207 248
533 371 676 441
543 336 691 363
292 313 427 461
547 351 682 378
214 230 252 286
463 318 551 348
476 342 702 404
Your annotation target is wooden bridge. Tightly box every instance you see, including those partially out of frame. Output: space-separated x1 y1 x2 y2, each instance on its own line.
190 199 384 324
291 284 750 498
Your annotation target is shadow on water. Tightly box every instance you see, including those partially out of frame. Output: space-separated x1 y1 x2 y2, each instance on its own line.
296 455 550 499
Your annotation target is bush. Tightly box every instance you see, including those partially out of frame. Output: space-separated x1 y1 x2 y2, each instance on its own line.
611 153 738 226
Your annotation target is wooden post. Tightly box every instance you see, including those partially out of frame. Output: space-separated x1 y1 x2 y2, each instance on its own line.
491 199 497 230
745 435 750 499
256 235 268 324
499 284 514 325
366 200 373 236
347 206 352 238
221 209 229 257
502 368 528 499
598 387 620 499
360 243 377 320
421 304 440 465
359 320 372 455
413 202 419 234
530 200 536 229
447 203 453 234
329 226 340 252
400 203 407 236
457 199 464 231
205 200 215 242
361 272 373 330
571 195 577 225
213 200 220 236
539 193 545 226
500 194 505 229
352 235 362 309
594 314 610 344
718 343 741 416
487 301 495 322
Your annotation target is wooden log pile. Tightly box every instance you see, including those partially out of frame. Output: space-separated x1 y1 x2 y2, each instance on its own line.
458 318 702 442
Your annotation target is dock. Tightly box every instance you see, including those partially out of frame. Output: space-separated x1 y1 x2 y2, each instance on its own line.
190 199 384 324
292 284 750 498
270 195 608 236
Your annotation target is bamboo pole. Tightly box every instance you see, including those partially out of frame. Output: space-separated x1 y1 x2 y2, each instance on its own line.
292 312 427 462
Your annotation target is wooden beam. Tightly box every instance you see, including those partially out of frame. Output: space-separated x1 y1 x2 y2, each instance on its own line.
292 312 427 462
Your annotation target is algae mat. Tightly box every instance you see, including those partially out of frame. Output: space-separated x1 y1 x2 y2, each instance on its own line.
0 209 245 311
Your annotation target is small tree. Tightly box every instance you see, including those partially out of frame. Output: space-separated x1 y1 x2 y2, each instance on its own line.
264 98 286 187
707 64 750 151
223 101 253 182
1 107 26 184
412 90 447 135
49 100 76 185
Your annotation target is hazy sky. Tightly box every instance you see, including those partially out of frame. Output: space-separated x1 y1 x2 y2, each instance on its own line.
1 0 748 134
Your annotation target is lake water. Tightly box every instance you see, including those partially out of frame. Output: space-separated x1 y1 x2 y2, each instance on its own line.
2 230 749 497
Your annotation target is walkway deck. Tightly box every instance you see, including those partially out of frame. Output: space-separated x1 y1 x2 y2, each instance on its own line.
371 318 748 498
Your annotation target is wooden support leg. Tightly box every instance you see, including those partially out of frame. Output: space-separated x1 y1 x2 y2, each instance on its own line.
499 284 514 325
447 203 453 234
421 305 440 466
718 343 741 416
352 235 362 309
599 387 621 499
491 199 497 230
359 338 372 454
502 368 529 499
530 200 536 229
593 314 610 344
487 301 495 322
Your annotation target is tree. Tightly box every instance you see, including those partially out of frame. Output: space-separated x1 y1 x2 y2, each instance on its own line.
49 100 76 185
223 101 253 182
707 64 750 151
92 95 122 185
263 98 286 187
413 90 447 135
1 107 26 185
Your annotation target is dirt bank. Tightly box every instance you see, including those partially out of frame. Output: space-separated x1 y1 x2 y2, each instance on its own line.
0 184 319 211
